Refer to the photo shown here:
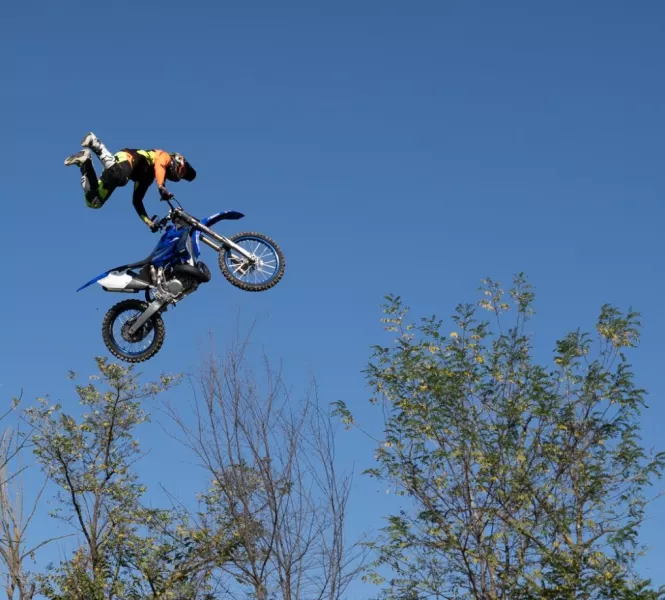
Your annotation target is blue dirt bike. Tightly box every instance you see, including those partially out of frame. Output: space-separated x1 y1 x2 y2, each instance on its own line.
77 198 285 363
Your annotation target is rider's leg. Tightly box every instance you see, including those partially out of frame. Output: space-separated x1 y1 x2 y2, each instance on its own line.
81 158 115 208
81 132 116 170
94 160 132 207
64 149 107 208
64 149 124 208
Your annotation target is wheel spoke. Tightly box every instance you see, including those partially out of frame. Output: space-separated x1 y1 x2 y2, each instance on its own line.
111 308 156 357
224 236 281 287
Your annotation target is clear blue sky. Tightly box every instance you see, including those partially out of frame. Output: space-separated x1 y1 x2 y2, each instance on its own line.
3 0 665 594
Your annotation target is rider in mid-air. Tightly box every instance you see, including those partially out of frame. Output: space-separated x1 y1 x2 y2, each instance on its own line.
64 132 196 231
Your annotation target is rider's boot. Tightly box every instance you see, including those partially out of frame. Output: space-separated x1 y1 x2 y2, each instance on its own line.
65 150 104 207
64 148 92 167
81 132 116 170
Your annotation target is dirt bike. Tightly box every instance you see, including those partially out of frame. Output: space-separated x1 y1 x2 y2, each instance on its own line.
77 198 285 363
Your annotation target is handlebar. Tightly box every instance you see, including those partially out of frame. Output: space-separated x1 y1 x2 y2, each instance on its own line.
151 197 186 232
162 196 182 211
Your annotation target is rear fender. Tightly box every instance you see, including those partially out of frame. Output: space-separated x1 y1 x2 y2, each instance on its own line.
77 271 111 292
98 271 149 292
77 269 149 293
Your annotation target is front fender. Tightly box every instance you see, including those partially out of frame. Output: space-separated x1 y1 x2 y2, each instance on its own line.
201 210 244 227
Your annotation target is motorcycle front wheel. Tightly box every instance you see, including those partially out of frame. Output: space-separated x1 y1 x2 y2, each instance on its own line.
218 232 285 292
101 299 165 363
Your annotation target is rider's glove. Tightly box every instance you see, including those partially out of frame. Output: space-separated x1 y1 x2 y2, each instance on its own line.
144 217 159 232
158 185 174 201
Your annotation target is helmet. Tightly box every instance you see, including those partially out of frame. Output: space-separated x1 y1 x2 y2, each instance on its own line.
168 153 197 182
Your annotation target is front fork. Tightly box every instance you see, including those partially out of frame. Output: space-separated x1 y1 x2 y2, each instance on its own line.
179 212 255 261
193 218 256 276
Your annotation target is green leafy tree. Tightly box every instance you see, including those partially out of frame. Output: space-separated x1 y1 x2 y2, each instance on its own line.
24 357 201 599
337 275 665 600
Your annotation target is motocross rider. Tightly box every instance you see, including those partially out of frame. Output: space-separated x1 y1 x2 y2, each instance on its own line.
64 132 197 232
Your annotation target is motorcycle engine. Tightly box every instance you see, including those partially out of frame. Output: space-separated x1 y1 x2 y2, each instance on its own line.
166 278 184 296
165 275 198 299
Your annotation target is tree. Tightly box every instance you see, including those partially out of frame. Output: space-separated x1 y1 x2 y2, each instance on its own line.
0 418 69 600
164 337 366 600
337 275 665 599
24 357 197 599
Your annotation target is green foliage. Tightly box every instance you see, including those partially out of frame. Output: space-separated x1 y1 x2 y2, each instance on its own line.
348 275 665 600
25 357 187 598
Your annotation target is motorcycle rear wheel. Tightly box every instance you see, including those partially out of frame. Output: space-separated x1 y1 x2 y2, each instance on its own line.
102 299 165 363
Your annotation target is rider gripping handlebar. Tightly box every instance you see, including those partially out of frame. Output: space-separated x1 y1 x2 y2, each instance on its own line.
64 132 196 231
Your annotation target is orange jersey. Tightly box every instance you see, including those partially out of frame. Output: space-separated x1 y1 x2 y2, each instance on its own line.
114 149 172 187
113 148 174 224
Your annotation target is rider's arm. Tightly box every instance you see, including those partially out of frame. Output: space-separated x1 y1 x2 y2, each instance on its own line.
153 150 172 197
132 180 154 228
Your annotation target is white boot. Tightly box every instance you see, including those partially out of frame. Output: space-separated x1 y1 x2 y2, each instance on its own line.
64 148 92 167
81 132 116 170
